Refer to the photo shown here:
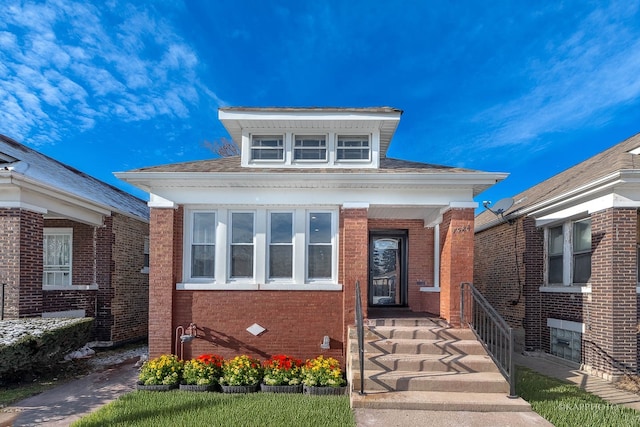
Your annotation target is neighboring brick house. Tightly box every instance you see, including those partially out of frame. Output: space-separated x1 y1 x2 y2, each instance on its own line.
475 132 640 381
117 107 506 364
0 134 149 346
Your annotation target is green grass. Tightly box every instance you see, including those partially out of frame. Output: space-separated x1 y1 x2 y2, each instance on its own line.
517 366 640 427
72 391 355 427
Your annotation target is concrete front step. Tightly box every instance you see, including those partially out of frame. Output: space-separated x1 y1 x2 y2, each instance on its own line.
350 390 531 412
353 338 489 355
352 325 477 341
352 371 510 393
366 318 446 327
355 353 500 373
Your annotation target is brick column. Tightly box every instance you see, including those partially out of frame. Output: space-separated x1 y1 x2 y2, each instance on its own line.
19 210 44 317
439 207 474 327
339 207 368 350
587 208 637 377
149 207 182 358
523 216 544 352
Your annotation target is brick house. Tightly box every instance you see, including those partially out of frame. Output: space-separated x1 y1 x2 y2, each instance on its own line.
0 134 149 346
117 107 506 363
475 132 640 380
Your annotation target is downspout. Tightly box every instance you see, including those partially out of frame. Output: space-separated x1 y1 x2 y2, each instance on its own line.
1 283 4 320
434 224 440 289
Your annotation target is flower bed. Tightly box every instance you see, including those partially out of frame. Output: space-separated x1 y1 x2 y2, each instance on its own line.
301 355 347 388
182 354 224 387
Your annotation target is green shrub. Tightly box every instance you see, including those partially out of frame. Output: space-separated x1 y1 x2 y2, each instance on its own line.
0 317 94 381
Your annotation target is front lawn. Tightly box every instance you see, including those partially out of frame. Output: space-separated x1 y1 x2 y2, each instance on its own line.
517 366 640 427
72 391 355 427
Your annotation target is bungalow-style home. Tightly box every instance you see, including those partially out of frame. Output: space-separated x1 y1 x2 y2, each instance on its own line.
116 107 507 363
0 134 149 347
475 132 640 381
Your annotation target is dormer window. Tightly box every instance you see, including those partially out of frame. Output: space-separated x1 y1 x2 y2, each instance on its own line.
294 135 327 161
337 135 370 161
251 135 284 161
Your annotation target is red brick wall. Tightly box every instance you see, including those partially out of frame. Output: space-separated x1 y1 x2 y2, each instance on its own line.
339 208 368 345
440 208 474 326
586 208 637 375
474 217 526 328
149 207 181 357
178 290 344 363
0 209 44 318
111 213 149 344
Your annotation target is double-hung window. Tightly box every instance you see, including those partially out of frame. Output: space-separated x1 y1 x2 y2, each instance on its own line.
307 212 333 280
230 212 255 278
546 218 591 286
251 135 284 161
572 219 591 284
183 208 337 288
191 212 216 278
337 135 370 160
269 212 293 279
43 228 72 286
294 135 327 161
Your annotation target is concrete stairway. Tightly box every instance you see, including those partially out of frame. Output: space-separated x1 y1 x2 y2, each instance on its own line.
347 317 532 412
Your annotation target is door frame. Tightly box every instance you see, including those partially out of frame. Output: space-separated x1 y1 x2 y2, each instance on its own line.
368 230 408 307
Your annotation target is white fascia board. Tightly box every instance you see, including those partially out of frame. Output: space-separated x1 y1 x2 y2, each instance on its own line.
0 174 110 226
218 109 402 122
116 171 507 190
142 187 473 207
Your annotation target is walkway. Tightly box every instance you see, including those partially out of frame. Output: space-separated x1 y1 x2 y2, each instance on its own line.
514 352 640 411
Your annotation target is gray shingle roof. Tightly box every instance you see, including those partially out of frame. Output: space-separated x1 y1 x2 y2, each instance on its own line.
130 156 480 174
476 132 640 227
0 134 148 221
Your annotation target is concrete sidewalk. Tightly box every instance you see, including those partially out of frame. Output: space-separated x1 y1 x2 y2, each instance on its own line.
7 360 139 427
514 352 640 411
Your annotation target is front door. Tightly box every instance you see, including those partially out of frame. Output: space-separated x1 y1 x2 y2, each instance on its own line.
369 232 407 307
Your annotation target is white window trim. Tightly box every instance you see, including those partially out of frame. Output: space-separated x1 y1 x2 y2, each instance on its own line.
250 134 285 162
293 134 329 163
178 207 341 291
543 218 591 288
336 134 371 162
184 210 217 283
43 227 73 288
228 210 256 283
140 236 150 274
267 210 295 283
305 210 338 283
241 129 378 168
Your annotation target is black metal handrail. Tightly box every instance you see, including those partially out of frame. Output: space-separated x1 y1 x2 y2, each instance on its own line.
460 282 516 397
354 280 365 395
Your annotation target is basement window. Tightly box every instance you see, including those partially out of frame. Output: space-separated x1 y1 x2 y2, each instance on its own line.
548 318 583 364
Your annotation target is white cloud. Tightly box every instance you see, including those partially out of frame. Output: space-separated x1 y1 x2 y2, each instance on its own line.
0 0 221 145
472 2 640 149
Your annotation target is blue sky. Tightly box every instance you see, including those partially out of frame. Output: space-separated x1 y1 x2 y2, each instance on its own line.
2 1 640 210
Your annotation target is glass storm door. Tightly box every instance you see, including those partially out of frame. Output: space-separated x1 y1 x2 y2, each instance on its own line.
369 233 406 306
